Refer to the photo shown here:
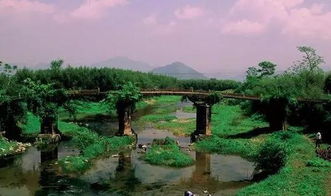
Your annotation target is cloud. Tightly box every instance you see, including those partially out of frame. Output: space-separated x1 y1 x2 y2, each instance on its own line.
69 0 128 20
174 5 205 20
224 0 331 39
142 14 177 35
282 5 331 40
229 0 304 23
222 19 266 35
0 0 54 14
143 15 157 25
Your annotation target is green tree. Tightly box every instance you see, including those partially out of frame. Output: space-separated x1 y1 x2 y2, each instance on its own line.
292 46 324 72
105 82 142 111
50 59 64 70
21 78 67 134
246 61 276 79
325 73 331 93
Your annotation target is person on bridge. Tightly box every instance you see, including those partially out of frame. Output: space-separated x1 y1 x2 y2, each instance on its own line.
316 132 322 148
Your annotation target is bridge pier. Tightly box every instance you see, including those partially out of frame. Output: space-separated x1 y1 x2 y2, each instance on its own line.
266 98 288 131
41 115 60 135
117 103 135 136
194 101 212 136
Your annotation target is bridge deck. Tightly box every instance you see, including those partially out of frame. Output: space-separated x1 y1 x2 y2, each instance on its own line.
67 89 330 103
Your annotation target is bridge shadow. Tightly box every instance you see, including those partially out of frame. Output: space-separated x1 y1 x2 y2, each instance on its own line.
226 127 271 139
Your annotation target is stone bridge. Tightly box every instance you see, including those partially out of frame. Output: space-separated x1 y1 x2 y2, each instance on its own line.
52 89 329 139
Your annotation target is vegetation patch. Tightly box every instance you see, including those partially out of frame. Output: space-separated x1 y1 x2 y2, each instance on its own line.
195 136 262 160
19 112 40 135
211 104 268 137
57 121 134 173
0 137 30 157
144 137 194 168
59 100 111 121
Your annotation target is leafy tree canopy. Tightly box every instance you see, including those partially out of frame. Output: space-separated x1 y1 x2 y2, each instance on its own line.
241 46 326 101
246 61 277 79
105 82 142 111
50 59 64 70
21 78 67 119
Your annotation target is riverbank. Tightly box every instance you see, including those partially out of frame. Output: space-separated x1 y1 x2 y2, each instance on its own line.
0 137 30 157
193 104 331 196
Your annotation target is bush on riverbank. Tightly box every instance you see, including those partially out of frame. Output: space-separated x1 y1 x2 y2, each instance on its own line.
144 137 194 167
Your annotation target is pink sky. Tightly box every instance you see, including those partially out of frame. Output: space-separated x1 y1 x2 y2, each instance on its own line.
0 0 330 76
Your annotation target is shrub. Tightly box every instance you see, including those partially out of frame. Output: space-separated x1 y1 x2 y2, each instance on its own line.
144 137 194 167
254 132 292 173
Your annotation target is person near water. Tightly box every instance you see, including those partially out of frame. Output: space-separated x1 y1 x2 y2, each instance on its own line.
316 132 322 148
184 191 194 196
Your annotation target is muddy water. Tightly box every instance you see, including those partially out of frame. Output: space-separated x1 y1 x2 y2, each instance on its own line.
0 101 256 196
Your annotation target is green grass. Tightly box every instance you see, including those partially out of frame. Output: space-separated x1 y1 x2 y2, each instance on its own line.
151 96 182 104
59 100 111 120
57 121 134 173
195 135 263 160
19 112 40 134
20 100 112 135
211 104 268 137
144 137 194 167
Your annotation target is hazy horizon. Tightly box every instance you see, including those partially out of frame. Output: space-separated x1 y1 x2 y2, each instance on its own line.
1 0 331 76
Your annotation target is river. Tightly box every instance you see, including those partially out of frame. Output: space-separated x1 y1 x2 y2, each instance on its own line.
0 101 256 196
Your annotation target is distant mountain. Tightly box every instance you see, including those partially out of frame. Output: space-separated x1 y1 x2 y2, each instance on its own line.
152 62 207 79
93 56 153 72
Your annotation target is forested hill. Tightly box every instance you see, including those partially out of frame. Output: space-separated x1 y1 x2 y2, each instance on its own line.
13 65 239 92
152 62 207 79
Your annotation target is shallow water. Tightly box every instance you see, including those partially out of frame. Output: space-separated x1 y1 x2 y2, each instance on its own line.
0 101 256 196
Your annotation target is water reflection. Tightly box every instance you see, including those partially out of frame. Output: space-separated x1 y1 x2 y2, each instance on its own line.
80 148 255 195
